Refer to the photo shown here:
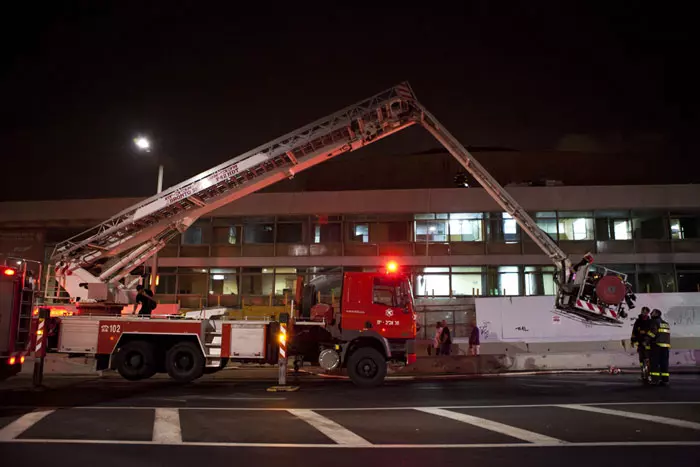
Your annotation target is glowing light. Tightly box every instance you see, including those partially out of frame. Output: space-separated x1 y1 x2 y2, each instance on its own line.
3 268 16 276
8 357 16 365
386 261 398 273
133 136 151 152
20 356 25 364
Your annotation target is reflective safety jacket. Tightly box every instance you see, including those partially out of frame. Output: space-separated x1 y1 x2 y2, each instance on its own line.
631 315 650 346
646 318 671 348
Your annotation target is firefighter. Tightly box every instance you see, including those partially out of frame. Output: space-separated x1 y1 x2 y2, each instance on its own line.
630 306 651 383
646 308 671 386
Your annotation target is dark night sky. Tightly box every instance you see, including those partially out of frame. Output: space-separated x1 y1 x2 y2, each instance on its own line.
0 3 696 202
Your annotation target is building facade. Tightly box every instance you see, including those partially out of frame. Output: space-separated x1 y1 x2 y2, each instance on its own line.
2 181 700 338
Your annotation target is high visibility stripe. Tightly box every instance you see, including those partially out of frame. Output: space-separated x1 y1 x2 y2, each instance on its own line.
657 329 670 333
650 372 660 376
647 332 656 338
661 373 670 377
656 343 671 348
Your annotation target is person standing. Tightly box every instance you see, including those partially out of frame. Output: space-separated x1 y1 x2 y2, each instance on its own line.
646 309 671 385
469 322 481 356
440 319 452 356
631 306 651 382
432 322 443 356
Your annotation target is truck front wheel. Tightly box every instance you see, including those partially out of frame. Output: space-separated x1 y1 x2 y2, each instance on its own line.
346 347 387 388
165 341 204 382
115 341 157 381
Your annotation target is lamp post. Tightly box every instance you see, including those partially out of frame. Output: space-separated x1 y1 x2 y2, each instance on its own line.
133 136 163 291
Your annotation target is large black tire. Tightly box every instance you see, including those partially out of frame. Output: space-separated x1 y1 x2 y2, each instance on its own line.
346 347 387 388
165 341 205 382
115 341 157 381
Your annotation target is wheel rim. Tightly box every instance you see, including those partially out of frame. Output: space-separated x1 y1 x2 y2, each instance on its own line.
173 351 194 372
125 351 144 370
356 357 378 379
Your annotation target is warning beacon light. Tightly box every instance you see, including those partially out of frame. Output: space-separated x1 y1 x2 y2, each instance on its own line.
386 261 398 273
2 267 16 277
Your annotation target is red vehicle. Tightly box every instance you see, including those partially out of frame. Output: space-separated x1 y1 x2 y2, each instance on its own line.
35 261 414 388
0 263 35 380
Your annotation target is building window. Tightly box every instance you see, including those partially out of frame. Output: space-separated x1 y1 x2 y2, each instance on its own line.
632 211 668 239
524 266 555 296
449 213 483 242
415 220 448 242
677 264 700 292
244 223 275 244
637 263 675 293
181 227 203 245
558 212 594 241
451 266 483 295
497 266 520 296
313 223 341 243
670 216 700 240
414 267 450 296
534 212 557 240
209 271 239 295
370 222 409 242
487 212 519 243
351 223 369 243
276 223 304 243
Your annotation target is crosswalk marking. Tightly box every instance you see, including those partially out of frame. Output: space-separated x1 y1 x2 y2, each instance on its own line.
559 404 700 431
0 409 55 441
288 409 371 446
152 408 182 443
416 408 565 445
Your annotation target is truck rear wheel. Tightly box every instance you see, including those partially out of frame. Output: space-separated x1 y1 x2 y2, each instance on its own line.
115 341 157 381
165 341 204 382
346 347 386 388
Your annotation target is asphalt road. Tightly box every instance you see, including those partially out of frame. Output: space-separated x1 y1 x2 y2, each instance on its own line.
1 372 699 466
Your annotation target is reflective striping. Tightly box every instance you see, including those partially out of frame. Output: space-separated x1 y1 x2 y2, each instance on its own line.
152 408 182 444
288 409 371 446
416 408 565 445
0 409 54 441
560 405 700 431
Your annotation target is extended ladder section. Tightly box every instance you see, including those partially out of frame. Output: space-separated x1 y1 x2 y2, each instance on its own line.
50 81 625 325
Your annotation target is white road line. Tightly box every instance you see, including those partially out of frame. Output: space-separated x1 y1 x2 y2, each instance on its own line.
288 409 371 446
416 407 565 445
4 401 699 412
152 408 182 444
3 438 700 448
0 409 55 441
559 404 700 431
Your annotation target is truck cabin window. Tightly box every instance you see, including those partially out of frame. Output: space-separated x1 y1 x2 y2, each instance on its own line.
372 277 408 308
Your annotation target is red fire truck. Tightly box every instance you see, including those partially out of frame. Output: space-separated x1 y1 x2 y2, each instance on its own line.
6 82 632 387
0 262 36 381
32 263 414 387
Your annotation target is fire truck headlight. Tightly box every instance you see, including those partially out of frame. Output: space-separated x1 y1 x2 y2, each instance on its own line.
8 357 16 365
20 356 25 364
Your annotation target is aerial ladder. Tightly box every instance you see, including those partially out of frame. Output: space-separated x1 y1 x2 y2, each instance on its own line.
50 82 631 326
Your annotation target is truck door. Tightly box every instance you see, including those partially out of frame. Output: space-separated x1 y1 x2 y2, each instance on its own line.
370 275 412 339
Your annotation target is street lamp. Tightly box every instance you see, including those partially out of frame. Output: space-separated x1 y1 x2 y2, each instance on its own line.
133 135 164 290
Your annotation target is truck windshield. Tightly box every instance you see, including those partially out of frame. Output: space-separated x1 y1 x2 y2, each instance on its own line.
372 276 412 308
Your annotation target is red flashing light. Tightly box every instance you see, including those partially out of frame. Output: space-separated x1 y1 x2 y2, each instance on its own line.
3 268 16 277
386 261 398 273
8 356 16 365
